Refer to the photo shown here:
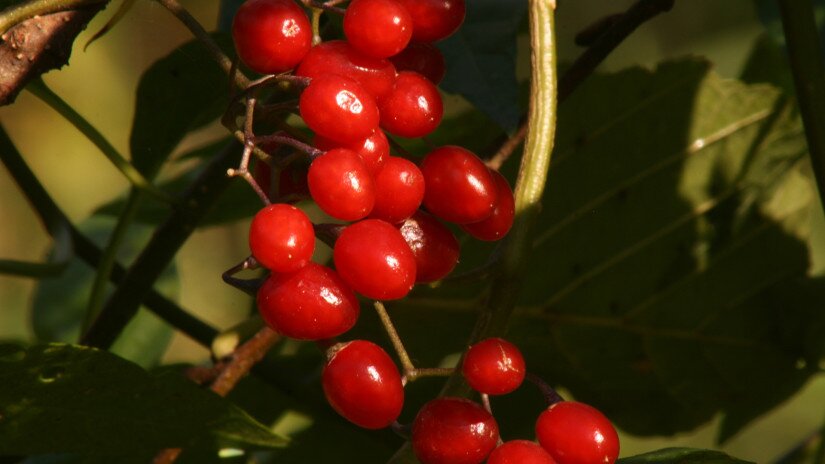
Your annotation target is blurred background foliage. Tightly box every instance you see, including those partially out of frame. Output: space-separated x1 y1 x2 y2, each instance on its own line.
1 0 825 462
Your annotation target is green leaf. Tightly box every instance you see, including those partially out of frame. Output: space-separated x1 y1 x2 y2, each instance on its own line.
31 216 177 368
437 0 526 132
387 59 819 441
130 35 233 177
753 0 825 51
618 448 754 464
0 343 288 456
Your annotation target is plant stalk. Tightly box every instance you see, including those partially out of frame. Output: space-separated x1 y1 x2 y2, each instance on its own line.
386 0 558 461
778 0 825 213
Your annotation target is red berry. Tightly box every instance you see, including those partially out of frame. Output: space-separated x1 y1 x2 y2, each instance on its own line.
370 156 425 224
257 263 359 340
344 0 412 59
461 170 515 241
535 402 620 464
314 129 389 176
488 440 557 464
399 211 459 283
300 74 379 143
308 148 375 221
462 337 525 395
296 40 398 101
232 0 311 74
397 0 466 43
411 397 499 464
333 219 416 300
249 204 315 273
322 340 404 429
390 42 447 84
379 71 443 138
420 146 496 224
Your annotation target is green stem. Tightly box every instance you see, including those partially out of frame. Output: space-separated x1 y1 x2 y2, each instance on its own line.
0 0 105 35
81 140 242 349
25 79 175 204
0 221 71 277
778 0 825 213
0 123 218 347
386 1 557 461
153 0 249 90
82 188 143 332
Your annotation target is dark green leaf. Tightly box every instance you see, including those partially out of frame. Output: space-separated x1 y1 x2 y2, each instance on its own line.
31 216 176 368
0 343 287 456
618 448 754 464
131 35 233 177
388 60 818 441
437 0 526 132
753 0 825 51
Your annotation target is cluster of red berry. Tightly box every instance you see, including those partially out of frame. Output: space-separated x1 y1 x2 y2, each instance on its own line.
233 0 513 342
230 0 619 463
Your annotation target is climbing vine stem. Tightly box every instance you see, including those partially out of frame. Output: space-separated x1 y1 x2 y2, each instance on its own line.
386 1 557 461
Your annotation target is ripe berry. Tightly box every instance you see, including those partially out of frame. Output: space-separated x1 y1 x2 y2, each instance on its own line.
344 0 412 59
420 146 497 224
399 211 459 283
333 219 416 300
370 156 425 224
232 0 311 74
412 397 499 464
296 40 398 101
314 129 389 176
249 204 315 273
299 74 379 143
257 263 359 340
322 340 404 429
379 71 443 138
390 42 447 84
487 440 557 464
535 402 620 464
254 145 309 201
397 0 466 43
462 337 525 395
308 148 375 221
461 170 515 241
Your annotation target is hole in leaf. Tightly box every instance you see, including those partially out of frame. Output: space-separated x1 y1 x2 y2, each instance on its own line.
0 344 25 362
39 366 66 383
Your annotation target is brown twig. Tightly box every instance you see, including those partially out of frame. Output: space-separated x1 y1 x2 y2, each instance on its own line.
0 2 108 105
486 0 675 169
154 327 281 463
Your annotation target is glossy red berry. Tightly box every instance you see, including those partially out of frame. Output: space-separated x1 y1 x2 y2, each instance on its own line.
322 340 404 429
344 0 412 59
462 337 525 395
314 129 389 176
420 146 497 224
412 397 499 464
390 42 447 84
232 0 311 74
308 148 375 221
487 440 557 464
461 170 515 241
296 40 398 101
399 211 459 283
249 204 315 273
300 74 379 143
379 71 443 138
333 219 416 300
397 0 466 43
535 402 620 464
257 263 359 340
370 157 425 224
